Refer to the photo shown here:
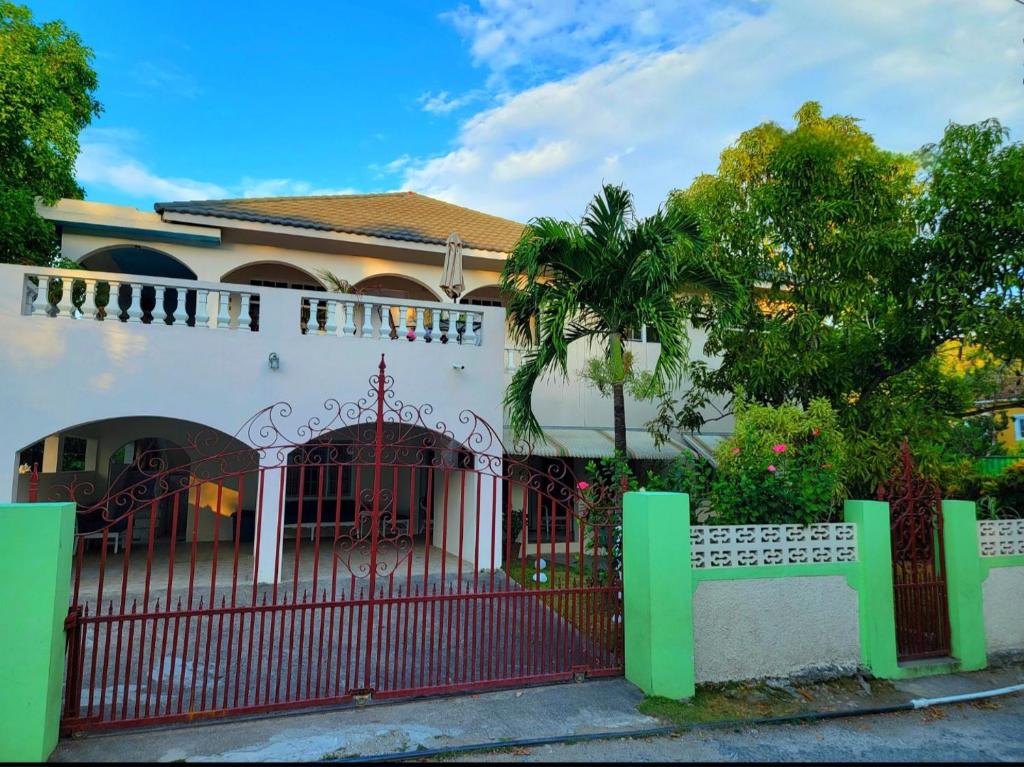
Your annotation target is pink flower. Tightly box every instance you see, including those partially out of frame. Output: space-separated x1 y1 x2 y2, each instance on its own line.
772 443 787 454
577 481 590 490
731 447 741 456
812 428 821 437
406 330 416 341
767 465 777 473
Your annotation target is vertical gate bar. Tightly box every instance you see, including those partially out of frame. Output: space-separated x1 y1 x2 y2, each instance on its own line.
485 474 498 683
417 469 434 692
108 513 135 722
143 598 160 718
353 586 365 691
120 598 138 720
134 500 159 720
187 596 204 715
63 536 86 723
324 462 344 699
562 499 573 673
363 357 387 692
382 573 395 692
285 464 306 702
224 473 245 710
155 494 182 716
165 597 182 715
177 482 202 714
343 574 357 693
252 592 267 706
86 528 109 719
295 588 309 702
308 467 327 701
200 481 225 711
440 467 450 587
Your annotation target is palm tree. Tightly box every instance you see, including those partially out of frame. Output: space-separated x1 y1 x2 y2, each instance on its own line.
501 183 732 457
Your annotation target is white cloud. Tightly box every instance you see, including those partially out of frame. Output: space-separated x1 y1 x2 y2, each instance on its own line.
76 130 360 204
405 0 1024 221
418 90 483 114
239 178 360 198
77 134 227 202
443 0 756 85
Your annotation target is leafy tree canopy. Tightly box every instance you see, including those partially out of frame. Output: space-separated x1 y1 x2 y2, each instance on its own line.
654 102 1024 493
0 1 100 265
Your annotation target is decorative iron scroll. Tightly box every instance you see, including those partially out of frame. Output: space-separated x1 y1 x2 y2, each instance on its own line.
978 519 1024 557
690 523 858 569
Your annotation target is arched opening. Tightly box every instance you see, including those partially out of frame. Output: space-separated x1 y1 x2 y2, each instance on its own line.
459 284 504 308
80 246 198 280
78 246 199 324
282 423 475 573
353 274 441 302
16 416 259 552
222 262 326 332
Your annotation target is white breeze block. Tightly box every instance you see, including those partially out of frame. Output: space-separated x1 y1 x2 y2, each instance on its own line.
978 519 1024 557
690 523 858 569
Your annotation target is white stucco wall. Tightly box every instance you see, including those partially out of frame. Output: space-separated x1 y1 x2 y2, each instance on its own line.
693 575 861 683
0 264 506 509
982 566 1024 654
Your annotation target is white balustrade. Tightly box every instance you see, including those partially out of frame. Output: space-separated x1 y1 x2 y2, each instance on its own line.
216 290 232 329
22 271 259 332
297 294 486 348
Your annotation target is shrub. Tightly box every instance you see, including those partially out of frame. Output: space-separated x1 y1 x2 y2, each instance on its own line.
639 453 714 522
710 397 846 525
978 460 1024 519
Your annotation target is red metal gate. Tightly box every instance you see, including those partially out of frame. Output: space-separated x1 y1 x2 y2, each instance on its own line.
43 357 623 732
879 444 951 662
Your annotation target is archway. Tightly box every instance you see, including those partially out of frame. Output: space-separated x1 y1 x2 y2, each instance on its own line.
353 274 441 302
80 246 198 280
221 262 326 332
78 246 198 323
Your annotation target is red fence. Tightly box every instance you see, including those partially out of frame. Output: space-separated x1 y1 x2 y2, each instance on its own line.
43 357 623 732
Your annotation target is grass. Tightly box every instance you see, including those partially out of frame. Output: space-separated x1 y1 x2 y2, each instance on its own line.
639 676 898 726
503 555 622 654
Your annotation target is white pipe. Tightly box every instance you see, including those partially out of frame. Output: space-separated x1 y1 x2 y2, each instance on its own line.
911 683 1024 709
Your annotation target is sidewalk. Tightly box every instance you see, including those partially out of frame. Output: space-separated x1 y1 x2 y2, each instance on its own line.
50 662 1024 763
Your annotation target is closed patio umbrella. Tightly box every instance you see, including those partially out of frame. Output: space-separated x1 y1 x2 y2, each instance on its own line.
440 232 465 300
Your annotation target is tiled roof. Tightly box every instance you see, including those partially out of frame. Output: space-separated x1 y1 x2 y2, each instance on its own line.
155 192 526 253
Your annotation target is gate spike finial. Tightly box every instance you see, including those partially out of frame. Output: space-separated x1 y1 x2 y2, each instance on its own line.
379 353 386 371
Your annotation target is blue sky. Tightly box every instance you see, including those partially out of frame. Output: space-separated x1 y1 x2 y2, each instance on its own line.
26 0 1024 221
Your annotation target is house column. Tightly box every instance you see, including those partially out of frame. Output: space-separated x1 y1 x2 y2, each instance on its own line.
474 455 502 571
255 462 285 584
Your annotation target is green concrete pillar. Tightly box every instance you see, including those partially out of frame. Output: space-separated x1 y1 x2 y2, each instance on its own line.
0 503 75 762
941 500 987 671
622 491 693 699
844 500 901 679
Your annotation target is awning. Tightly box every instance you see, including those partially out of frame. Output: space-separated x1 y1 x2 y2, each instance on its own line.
502 426 721 463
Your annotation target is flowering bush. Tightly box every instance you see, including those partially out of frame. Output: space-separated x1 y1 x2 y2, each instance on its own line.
710 397 846 525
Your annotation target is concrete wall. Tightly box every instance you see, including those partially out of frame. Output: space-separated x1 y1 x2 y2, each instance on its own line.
982 566 1024 654
692 575 861 683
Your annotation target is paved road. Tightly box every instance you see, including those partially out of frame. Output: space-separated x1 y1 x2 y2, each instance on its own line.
447 694 1024 763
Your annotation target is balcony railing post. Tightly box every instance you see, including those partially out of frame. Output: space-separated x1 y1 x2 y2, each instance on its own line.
216 290 232 329
195 288 210 328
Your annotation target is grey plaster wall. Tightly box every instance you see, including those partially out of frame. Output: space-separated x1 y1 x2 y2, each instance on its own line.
693 575 861 683
983 566 1024 653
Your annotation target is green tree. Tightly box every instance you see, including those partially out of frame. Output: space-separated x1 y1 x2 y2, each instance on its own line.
501 183 733 455
653 103 1024 494
0 1 101 265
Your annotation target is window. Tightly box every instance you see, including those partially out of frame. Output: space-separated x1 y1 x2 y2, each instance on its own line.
18 441 44 470
463 297 503 308
248 279 325 332
625 325 659 343
1015 415 1024 442
60 436 89 472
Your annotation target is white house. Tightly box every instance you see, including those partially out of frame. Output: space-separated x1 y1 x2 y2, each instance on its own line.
1 193 730 573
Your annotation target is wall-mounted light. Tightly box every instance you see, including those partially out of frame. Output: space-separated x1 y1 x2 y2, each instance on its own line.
268 352 280 371
452 362 465 371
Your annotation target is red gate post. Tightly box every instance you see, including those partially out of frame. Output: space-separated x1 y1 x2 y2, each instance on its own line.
0 502 76 762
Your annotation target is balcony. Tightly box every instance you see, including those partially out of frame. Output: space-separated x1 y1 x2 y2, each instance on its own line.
20 266 488 346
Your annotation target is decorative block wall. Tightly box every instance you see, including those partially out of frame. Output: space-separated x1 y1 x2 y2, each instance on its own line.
690 523 858 569
978 520 1024 557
